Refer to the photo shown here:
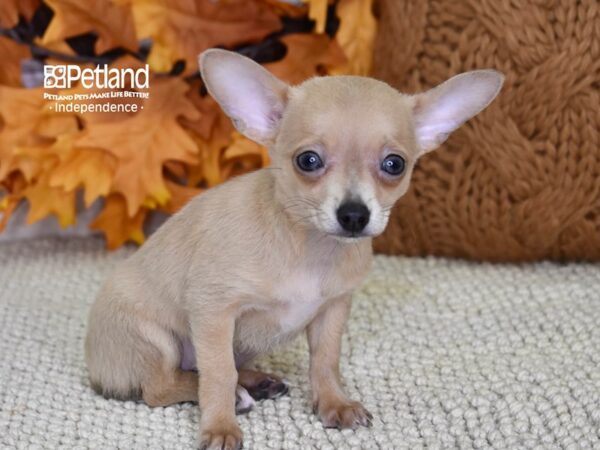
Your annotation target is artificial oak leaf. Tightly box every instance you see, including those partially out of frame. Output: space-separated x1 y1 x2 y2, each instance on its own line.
0 171 27 231
0 36 29 86
121 0 281 74
91 193 146 249
32 37 76 56
223 131 269 163
0 170 27 194
221 132 269 181
75 77 200 216
42 0 138 54
0 86 45 138
179 81 233 141
0 193 21 231
34 114 80 139
0 86 77 180
12 142 60 183
49 145 117 207
164 161 187 180
22 173 76 228
265 33 346 84
330 0 376 76
187 133 228 188
13 133 83 197
0 0 39 28
306 0 327 33
160 179 201 214
181 84 235 188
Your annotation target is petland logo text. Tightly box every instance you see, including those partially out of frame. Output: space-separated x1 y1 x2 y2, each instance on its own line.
43 64 149 114
44 64 150 89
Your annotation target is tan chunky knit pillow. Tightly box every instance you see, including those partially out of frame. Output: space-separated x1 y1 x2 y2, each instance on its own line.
371 0 600 261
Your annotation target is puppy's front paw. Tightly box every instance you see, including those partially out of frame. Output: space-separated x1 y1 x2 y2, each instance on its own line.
199 422 243 450
315 399 373 430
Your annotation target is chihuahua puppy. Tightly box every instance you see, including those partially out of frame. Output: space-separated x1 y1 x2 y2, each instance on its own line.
85 49 502 449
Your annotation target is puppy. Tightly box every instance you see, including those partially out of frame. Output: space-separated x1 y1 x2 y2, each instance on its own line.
85 49 503 449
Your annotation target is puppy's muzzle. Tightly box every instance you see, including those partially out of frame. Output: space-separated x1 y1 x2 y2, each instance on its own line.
336 201 370 234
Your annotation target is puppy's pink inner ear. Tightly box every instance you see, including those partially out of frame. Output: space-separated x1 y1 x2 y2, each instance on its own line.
200 50 289 146
412 70 504 154
413 95 458 151
224 79 285 137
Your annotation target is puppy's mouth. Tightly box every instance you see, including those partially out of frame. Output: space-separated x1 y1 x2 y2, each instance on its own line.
328 231 372 241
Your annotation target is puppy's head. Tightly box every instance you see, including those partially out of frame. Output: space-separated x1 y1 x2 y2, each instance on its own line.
200 50 503 240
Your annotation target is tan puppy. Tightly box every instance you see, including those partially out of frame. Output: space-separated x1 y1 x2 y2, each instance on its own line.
85 49 503 449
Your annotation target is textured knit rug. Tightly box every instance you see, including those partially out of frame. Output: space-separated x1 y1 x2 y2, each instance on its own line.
1 238 599 449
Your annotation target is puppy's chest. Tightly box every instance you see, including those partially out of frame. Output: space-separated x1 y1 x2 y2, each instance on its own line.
271 270 326 331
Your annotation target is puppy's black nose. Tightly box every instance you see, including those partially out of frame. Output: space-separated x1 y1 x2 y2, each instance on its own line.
336 201 370 234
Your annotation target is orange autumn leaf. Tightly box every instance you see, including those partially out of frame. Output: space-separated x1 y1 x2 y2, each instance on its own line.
188 133 228 188
223 132 269 164
330 0 376 76
42 0 138 53
182 83 234 188
221 132 269 181
179 82 233 142
0 85 78 180
0 193 21 231
0 36 29 86
164 161 187 180
13 140 66 183
187 131 268 190
265 33 346 84
91 193 146 249
32 36 76 56
49 145 117 207
0 0 39 28
0 171 27 231
0 170 28 194
0 87 48 180
22 173 76 228
35 114 80 139
306 0 328 33
75 77 200 216
120 0 281 74
161 179 201 214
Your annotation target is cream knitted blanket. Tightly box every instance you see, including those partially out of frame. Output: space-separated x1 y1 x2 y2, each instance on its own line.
1 238 598 449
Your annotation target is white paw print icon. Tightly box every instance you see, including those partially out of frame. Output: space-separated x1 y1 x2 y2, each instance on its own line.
44 65 67 89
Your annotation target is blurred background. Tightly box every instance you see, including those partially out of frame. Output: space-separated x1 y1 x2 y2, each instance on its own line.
0 0 598 261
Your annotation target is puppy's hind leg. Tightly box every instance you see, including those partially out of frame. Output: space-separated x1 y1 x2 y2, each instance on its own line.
86 286 197 407
142 368 198 407
136 319 200 407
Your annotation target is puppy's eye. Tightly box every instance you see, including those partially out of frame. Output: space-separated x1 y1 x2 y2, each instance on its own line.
381 154 406 176
296 151 324 172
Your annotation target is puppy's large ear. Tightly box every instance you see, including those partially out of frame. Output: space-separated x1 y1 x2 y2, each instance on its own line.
200 49 288 146
412 70 504 154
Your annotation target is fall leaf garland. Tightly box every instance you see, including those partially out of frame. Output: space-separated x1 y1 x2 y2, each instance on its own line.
0 0 377 249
